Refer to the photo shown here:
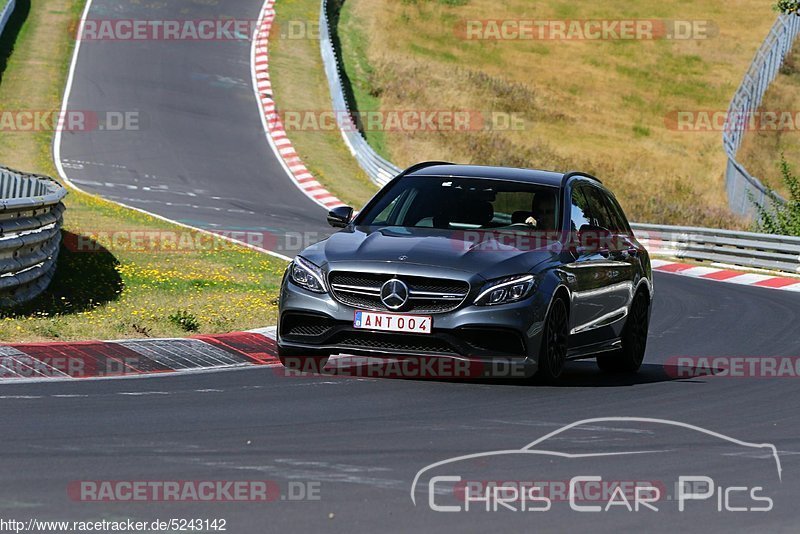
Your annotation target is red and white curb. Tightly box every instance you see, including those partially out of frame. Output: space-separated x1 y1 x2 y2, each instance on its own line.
251 0 345 211
0 329 437 383
652 259 800 292
0 329 281 382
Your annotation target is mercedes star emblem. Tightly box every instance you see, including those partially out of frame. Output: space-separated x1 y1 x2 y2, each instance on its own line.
380 278 409 310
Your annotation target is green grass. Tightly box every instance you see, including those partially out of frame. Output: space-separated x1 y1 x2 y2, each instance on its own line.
337 3 390 158
0 0 287 342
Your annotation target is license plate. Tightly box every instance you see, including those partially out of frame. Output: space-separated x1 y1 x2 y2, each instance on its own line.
353 310 432 335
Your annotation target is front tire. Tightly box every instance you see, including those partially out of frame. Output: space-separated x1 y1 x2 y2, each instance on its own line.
537 297 569 384
597 290 649 373
277 345 330 373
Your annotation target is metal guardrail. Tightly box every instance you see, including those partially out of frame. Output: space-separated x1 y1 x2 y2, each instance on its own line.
319 0 401 187
318 1 800 274
723 14 800 216
632 223 800 274
0 168 67 306
0 0 15 37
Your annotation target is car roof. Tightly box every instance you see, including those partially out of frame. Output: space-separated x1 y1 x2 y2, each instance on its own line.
406 163 567 187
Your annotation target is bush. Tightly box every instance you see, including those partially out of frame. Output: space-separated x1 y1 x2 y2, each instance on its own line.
168 310 200 332
751 155 800 236
774 0 800 15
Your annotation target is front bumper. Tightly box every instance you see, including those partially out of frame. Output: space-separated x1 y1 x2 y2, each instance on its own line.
277 276 551 377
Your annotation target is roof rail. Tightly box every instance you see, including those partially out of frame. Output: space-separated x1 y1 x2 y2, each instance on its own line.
402 161 455 175
561 170 602 187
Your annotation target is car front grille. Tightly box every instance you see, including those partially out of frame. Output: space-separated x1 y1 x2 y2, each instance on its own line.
328 271 470 313
331 331 457 355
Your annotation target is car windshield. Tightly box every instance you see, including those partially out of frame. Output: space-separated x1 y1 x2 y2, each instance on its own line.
356 176 561 232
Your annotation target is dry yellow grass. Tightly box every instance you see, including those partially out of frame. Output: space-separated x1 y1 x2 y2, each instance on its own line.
737 44 800 194
333 0 785 228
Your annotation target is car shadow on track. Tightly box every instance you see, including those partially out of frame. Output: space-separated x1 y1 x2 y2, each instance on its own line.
283 356 709 388
539 360 705 387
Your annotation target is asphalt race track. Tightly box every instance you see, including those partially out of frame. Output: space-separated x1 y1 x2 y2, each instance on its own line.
33 0 800 531
57 0 329 257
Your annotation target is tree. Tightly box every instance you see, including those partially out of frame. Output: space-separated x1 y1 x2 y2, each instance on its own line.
751 155 800 236
774 0 800 15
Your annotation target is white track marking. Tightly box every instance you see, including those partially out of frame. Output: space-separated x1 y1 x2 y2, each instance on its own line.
723 273 775 285
678 266 722 277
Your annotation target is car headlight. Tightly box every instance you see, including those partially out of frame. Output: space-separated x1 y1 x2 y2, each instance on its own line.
474 274 537 306
289 256 328 293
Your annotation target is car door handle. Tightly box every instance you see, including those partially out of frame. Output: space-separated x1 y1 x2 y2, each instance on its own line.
610 248 636 260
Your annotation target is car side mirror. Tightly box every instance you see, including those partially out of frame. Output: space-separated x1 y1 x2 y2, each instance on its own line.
327 206 353 228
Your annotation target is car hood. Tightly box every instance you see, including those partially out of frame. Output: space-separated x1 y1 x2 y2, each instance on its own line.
299 226 561 280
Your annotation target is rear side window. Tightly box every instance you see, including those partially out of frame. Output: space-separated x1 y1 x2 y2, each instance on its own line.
569 186 592 232
581 185 617 231
603 193 632 234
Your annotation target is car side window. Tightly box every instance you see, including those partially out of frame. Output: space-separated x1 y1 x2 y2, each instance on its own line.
583 185 615 231
569 186 592 232
603 193 632 235
372 191 407 225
